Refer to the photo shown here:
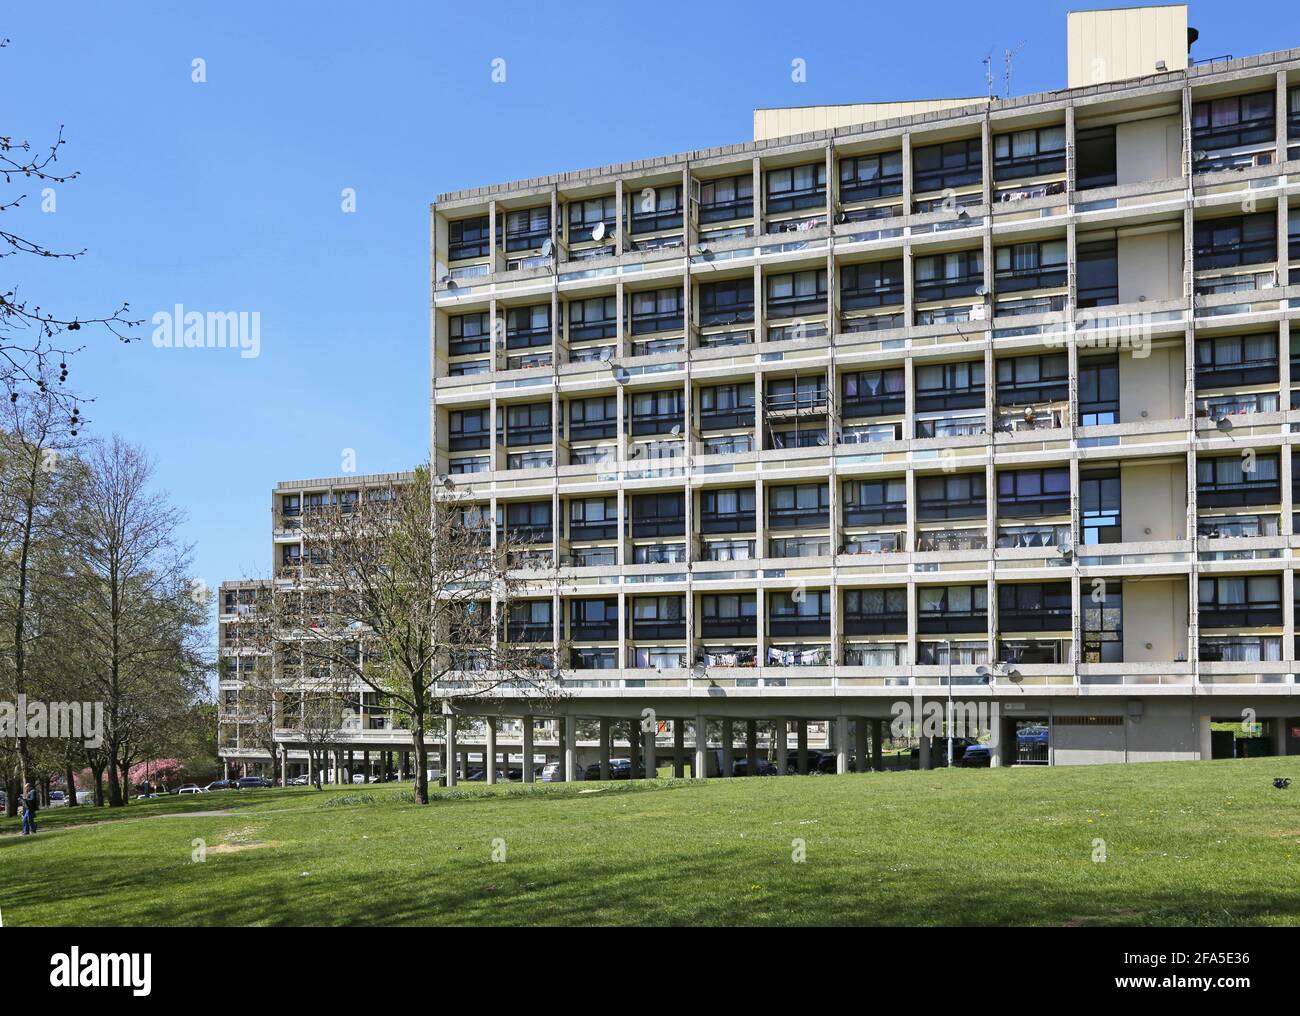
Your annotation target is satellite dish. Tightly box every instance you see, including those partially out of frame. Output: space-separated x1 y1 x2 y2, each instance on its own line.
975 285 989 297
1023 406 1036 421
591 221 607 242
540 239 553 257
1215 416 1234 433
670 424 682 437
1055 540 1073 560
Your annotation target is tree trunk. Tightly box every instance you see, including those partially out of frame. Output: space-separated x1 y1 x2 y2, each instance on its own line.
107 756 123 807
4 776 17 818
411 723 429 805
92 766 105 806
65 765 78 807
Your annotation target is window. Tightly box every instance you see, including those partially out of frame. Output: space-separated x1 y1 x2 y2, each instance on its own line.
765 375 827 411
700 488 756 534
765 163 827 214
448 215 490 260
914 250 984 302
449 312 490 356
1078 355 1119 425
1191 91 1276 154
567 196 617 241
915 360 984 411
840 260 904 309
843 588 907 635
569 598 619 639
630 389 685 435
766 270 828 318
568 497 618 539
629 185 682 234
996 353 1068 405
698 174 754 223
700 594 757 637
993 126 1066 181
1083 587 1122 663
918 585 987 617
699 382 755 430
913 138 982 193
1195 333 1277 387
632 596 685 637
1075 125 1116 190
506 600 553 639
841 368 905 419
994 240 1067 292
568 395 617 440
502 207 550 251
497 501 552 540
839 151 903 202
629 288 683 334
1080 472 1121 545
568 296 616 341
630 492 685 537
998 583 1072 629
699 278 755 326
768 591 832 632
918 473 985 520
768 483 830 529
1076 240 1119 308
997 468 1070 518
503 403 551 446
449 408 489 451
1199 575 1282 627
1193 213 1276 270
505 305 552 348
843 478 906 527
1197 454 1279 507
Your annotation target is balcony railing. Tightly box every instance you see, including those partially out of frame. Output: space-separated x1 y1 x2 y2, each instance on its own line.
1198 635 1282 662
917 530 987 552
996 524 1071 549
998 608 1071 632
1195 392 1280 418
1199 603 1283 629
843 643 908 666
917 611 987 635
1197 480 1281 509
1197 515 1279 539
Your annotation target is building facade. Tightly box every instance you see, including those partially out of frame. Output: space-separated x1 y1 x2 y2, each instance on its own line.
225 6 1300 779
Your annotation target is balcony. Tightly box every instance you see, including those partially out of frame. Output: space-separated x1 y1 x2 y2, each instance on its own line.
917 529 987 552
1197 478 1280 509
999 639 1070 665
843 612 907 636
632 619 687 640
1196 392 1280 419
843 502 906 528
843 643 907 666
840 422 902 445
1199 603 1282 629
914 271 984 304
701 512 755 535
767 506 829 531
915 413 985 439
699 616 757 639
917 610 987 635
1197 515 1279 539
630 411 684 437
570 621 620 642
997 523 1071 550
769 536 831 558
918 496 985 522
1198 635 1282 663
505 620 554 643
842 533 903 555
998 607 1071 633
630 515 685 539
767 615 831 638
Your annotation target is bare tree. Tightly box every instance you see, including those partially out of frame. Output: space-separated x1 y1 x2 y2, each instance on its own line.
2 39 138 412
257 465 562 804
56 436 208 806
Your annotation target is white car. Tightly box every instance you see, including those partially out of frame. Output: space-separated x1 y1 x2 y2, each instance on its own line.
48 790 68 807
176 786 207 795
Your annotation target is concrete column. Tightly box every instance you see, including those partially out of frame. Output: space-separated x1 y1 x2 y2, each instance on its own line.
599 718 611 780
1274 718 1289 757
1198 714 1213 761
644 718 657 779
796 720 808 774
673 720 686 778
694 716 709 779
746 720 758 776
775 718 788 775
561 717 575 782
628 723 641 778
836 716 849 774
445 714 458 787
485 718 497 784
522 715 534 783
854 718 868 774
721 719 734 777
919 734 931 771
363 749 370 782
871 719 883 771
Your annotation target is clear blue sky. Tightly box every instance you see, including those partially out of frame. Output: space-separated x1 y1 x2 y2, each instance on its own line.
2 0 1293 614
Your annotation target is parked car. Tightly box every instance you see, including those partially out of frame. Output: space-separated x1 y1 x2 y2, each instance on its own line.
75 791 94 805
171 784 203 795
205 780 237 791
48 790 68 807
731 757 779 777
957 744 991 768
538 761 589 782
286 775 310 786
464 768 508 782
236 775 273 789
909 736 980 768
784 749 831 775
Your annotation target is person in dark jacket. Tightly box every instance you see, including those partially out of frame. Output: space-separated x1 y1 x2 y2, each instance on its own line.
20 782 38 835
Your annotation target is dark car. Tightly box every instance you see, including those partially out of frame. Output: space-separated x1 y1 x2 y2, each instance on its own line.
236 776 273 789
464 768 508 782
785 749 831 775
957 744 991 768
732 757 779 776
205 779 237 791
909 736 980 768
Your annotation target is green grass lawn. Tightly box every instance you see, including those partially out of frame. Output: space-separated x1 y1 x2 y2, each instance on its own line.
3 757 1299 926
